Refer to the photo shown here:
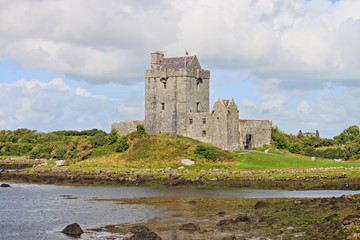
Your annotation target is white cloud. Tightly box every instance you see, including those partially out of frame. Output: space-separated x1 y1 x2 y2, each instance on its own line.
0 0 359 84
0 0 359 137
0 78 143 132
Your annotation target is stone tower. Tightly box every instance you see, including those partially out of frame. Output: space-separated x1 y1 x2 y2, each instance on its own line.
144 51 210 135
112 51 272 150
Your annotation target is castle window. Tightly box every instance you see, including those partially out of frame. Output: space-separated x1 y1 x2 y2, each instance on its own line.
161 103 165 110
202 118 206 124
196 78 203 90
189 118 193 124
196 102 200 112
202 130 206 137
160 78 167 89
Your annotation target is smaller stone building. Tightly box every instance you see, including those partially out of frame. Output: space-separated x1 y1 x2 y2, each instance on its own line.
112 51 272 150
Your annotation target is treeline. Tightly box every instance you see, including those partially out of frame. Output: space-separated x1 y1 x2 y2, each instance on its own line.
0 126 148 164
0 128 109 163
272 125 360 160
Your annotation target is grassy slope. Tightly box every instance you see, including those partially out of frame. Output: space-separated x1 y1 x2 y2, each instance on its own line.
72 134 360 171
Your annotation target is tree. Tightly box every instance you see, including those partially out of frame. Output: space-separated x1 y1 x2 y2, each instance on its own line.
334 125 360 144
297 130 304 138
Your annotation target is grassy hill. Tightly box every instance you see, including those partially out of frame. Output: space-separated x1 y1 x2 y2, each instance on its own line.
72 134 360 171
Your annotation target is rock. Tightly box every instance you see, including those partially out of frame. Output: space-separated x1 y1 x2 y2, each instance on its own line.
129 231 162 240
181 159 195 166
217 211 226 217
62 223 84 236
55 160 66 167
348 233 360 240
130 225 150 234
216 219 235 227
234 214 251 222
342 215 360 229
1 183 10 187
254 201 270 209
179 223 200 231
186 200 197 205
324 214 339 221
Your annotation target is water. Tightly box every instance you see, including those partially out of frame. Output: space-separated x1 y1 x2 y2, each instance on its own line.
0 182 359 240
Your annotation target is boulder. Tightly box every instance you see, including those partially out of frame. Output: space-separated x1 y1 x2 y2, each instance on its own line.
181 159 195 166
1 183 10 187
55 160 66 167
129 231 162 240
62 223 84 236
342 215 360 229
130 225 150 234
178 223 200 231
234 214 251 222
216 219 235 227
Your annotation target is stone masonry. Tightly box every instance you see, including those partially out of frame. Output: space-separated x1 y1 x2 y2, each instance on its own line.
112 51 272 150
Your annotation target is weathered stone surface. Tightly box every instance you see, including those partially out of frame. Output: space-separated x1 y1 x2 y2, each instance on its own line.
130 225 150 234
181 159 195 166
178 223 200 231
62 223 84 236
1 183 10 187
129 231 162 240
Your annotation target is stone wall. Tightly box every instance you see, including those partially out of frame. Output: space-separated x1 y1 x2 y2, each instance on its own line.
182 112 212 143
239 120 272 149
112 120 145 136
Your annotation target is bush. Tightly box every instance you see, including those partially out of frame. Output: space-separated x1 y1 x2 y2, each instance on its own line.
194 144 233 162
108 129 119 144
115 136 129 153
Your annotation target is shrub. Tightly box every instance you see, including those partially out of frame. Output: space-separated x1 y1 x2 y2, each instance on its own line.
108 129 119 144
115 136 129 153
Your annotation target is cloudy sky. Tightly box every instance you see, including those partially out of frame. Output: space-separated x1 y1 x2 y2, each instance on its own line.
0 0 359 138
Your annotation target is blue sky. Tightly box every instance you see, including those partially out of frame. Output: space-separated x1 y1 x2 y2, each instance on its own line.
0 0 359 138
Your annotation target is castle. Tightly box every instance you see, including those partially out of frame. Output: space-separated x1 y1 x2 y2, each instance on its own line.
112 51 272 150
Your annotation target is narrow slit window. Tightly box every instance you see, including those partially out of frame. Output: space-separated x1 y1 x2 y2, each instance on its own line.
202 130 206 137
161 103 165 110
196 78 203 90
189 118 193 124
160 78 167 89
196 102 200 112
202 118 206 124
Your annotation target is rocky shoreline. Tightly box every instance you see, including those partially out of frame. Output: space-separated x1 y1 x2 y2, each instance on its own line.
88 194 360 240
1 167 360 190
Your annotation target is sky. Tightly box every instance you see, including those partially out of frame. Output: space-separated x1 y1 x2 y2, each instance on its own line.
0 0 359 139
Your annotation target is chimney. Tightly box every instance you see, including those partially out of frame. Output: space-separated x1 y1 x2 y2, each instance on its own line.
151 51 164 70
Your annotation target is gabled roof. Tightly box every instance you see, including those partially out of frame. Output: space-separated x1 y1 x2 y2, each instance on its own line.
161 55 200 70
221 99 230 107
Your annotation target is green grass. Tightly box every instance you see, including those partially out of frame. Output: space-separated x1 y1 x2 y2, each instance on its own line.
235 151 360 170
70 134 360 171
